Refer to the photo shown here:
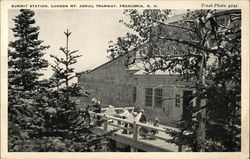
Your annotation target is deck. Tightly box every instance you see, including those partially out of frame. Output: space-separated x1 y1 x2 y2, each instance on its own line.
90 108 182 152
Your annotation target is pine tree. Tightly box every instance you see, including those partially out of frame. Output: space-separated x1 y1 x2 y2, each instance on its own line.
8 9 49 151
48 29 83 139
47 30 114 152
9 9 49 91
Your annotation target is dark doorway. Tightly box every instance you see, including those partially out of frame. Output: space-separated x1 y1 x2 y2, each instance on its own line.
182 90 193 120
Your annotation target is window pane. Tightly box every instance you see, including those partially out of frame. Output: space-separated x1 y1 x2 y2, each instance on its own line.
145 97 152 107
145 88 153 107
155 88 162 96
155 89 162 108
155 97 162 108
146 88 153 96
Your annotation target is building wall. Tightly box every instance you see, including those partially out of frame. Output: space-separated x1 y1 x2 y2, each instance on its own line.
78 56 137 107
78 57 194 125
134 75 193 125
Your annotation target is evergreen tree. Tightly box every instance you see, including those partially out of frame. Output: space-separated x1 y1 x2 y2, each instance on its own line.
8 9 115 152
8 10 115 151
8 9 49 151
9 9 49 91
47 30 114 152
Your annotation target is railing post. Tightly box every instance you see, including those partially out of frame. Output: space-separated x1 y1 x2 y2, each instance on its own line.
133 121 138 140
178 144 182 152
130 147 138 152
103 114 108 131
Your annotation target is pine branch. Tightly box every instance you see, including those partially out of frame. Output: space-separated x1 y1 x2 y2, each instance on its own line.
50 54 62 63
68 50 79 55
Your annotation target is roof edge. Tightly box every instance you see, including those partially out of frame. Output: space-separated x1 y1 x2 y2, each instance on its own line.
77 42 148 75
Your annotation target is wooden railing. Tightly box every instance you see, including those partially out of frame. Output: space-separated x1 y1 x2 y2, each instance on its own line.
100 107 134 113
89 111 182 151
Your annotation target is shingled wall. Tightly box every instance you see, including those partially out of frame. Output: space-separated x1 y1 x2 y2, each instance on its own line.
78 56 137 107
78 54 193 125
134 74 193 124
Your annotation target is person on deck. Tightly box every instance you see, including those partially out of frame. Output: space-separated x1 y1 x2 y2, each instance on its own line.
134 110 142 122
104 105 117 123
92 98 101 114
121 108 133 134
91 98 101 126
132 112 138 120
151 117 160 135
105 105 116 116
137 109 148 139
139 109 147 123
132 106 141 114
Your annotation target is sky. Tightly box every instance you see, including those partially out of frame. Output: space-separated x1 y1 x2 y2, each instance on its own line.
8 9 133 82
8 9 188 83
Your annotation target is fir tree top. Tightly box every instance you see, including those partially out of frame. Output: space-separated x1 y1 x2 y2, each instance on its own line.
9 9 49 91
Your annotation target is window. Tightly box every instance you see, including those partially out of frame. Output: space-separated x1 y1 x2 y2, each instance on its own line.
133 87 137 103
175 94 181 107
145 88 153 107
154 88 163 108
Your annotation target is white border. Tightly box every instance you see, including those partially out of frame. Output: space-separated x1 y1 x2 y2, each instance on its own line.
1 1 249 159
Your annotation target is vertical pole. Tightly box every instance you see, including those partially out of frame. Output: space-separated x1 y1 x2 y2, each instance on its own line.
152 88 155 108
103 114 108 131
133 121 138 140
178 144 183 152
